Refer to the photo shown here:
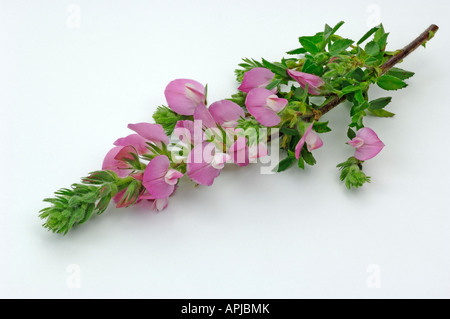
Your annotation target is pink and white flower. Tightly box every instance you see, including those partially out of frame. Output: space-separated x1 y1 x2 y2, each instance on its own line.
295 123 324 159
245 88 288 127
143 155 183 199
347 127 385 161
114 123 169 155
287 69 325 95
164 79 206 115
238 67 276 93
187 142 230 186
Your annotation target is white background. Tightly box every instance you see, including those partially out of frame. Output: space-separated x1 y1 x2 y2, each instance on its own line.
1 0 449 298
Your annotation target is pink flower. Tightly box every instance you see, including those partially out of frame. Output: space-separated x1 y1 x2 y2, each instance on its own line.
114 190 169 211
228 136 250 167
102 146 136 177
138 192 169 212
143 155 183 199
287 69 325 95
348 127 385 161
238 67 276 93
295 123 324 159
208 100 245 128
164 79 206 115
245 88 288 127
187 142 230 186
193 100 245 130
114 123 169 155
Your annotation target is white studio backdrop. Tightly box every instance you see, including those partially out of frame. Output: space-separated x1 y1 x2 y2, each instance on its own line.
1 0 449 298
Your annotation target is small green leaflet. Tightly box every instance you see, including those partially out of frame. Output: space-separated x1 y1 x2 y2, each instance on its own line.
329 38 354 56
298 36 321 55
265 79 282 91
386 67 415 80
357 26 380 45
313 121 332 133
369 97 392 110
364 41 380 56
286 48 306 55
276 154 296 172
347 128 356 139
280 127 299 136
341 82 368 95
368 109 395 117
261 59 287 77
377 75 408 91
324 21 345 41
301 149 316 166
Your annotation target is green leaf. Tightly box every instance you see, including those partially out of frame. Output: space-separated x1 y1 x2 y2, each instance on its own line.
372 25 389 50
297 155 305 170
364 56 379 66
330 21 345 37
364 41 380 56
386 67 415 80
265 79 282 91
313 121 332 133
369 97 392 110
301 149 316 166
347 128 356 139
276 155 296 172
329 39 354 55
299 37 320 55
350 68 366 82
377 75 408 90
351 101 369 116
287 48 306 55
262 59 287 77
368 109 395 117
280 127 299 136
324 21 345 42
302 59 323 76
357 26 380 45
341 82 368 95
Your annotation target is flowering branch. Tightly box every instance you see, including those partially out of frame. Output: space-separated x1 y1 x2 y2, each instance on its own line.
39 22 439 234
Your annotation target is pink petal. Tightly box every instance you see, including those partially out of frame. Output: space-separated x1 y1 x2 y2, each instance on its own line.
266 95 288 113
295 123 313 159
209 100 245 128
128 123 169 145
164 169 183 185
193 103 217 129
238 67 276 93
102 146 132 178
287 69 324 95
151 197 169 211
229 136 249 167
164 79 205 115
114 145 137 162
143 155 175 198
114 134 149 155
245 88 287 127
352 127 385 161
305 131 323 151
356 127 384 146
173 120 205 146
187 142 222 186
